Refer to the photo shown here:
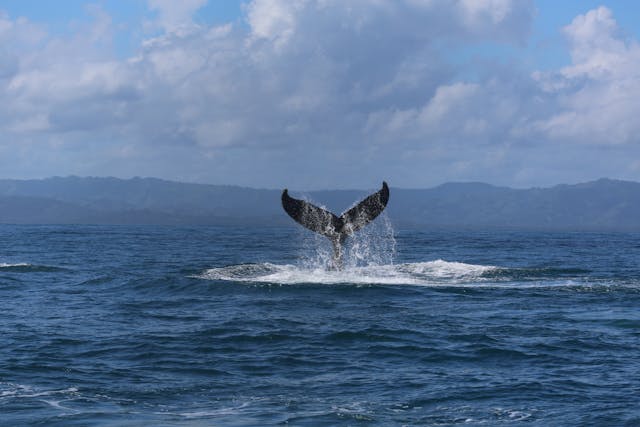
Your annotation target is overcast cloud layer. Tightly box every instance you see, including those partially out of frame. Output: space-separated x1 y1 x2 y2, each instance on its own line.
1 1 640 189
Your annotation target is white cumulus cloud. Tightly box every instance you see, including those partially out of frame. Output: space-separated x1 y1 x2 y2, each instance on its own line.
535 6 640 146
2 1 640 188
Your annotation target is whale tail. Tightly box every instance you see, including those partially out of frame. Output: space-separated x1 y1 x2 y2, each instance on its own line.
281 182 390 268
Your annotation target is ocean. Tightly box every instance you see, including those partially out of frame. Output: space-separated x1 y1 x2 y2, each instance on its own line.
0 223 639 426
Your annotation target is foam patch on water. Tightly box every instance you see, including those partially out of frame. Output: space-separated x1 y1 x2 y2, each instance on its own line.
176 401 252 418
0 262 31 268
197 260 497 286
0 382 78 399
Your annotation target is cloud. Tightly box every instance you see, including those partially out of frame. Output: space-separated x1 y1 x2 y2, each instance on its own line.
534 6 640 146
2 1 640 188
147 0 208 34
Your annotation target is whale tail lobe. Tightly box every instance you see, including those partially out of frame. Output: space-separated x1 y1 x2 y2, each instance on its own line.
281 182 389 267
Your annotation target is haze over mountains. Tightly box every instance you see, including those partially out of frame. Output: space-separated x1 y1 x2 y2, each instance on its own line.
0 177 639 230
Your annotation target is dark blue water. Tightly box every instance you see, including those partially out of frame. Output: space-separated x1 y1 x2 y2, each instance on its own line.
1 224 639 426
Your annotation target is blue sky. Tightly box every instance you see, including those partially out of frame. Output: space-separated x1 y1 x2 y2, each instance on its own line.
1 1 640 189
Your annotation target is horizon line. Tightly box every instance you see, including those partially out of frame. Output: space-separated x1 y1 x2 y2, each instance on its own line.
0 175 636 193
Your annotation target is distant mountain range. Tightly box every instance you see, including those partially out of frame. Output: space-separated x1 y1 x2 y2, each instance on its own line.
1 176 640 230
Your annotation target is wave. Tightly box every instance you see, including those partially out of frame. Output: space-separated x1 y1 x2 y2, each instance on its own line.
197 259 497 286
0 263 66 273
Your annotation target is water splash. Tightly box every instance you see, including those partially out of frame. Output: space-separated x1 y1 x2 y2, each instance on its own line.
297 213 396 269
198 260 496 286
196 215 504 286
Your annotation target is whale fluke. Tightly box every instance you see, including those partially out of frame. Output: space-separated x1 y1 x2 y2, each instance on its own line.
339 182 390 235
282 182 390 268
281 190 342 238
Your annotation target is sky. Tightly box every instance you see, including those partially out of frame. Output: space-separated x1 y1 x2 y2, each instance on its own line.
2 1 640 190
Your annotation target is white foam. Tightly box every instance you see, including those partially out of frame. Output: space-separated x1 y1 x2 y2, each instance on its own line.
178 403 251 418
41 399 76 412
197 260 497 286
0 262 30 268
168 400 253 419
0 383 78 399
398 259 496 278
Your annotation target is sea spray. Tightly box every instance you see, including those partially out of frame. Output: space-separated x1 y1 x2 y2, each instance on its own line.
297 213 396 270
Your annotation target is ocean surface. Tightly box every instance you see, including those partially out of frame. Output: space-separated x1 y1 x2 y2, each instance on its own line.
1 222 639 426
